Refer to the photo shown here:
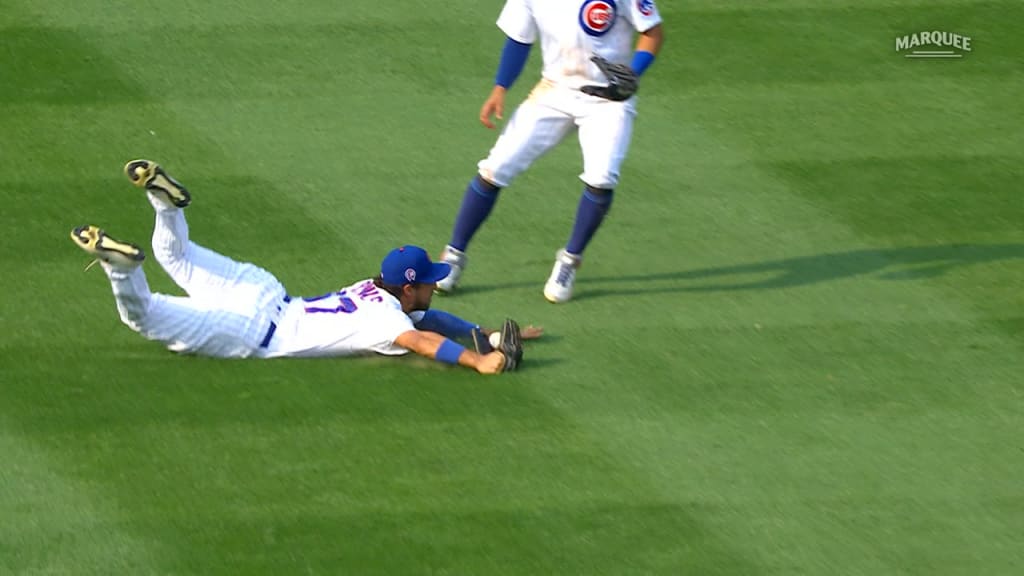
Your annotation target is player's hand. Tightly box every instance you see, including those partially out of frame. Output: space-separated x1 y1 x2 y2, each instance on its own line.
475 351 507 374
520 325 544 340
480 86 507 129
479 324 543 342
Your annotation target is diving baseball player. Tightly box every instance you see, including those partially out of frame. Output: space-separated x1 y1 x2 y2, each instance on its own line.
436 0 664 303
70 161 540 373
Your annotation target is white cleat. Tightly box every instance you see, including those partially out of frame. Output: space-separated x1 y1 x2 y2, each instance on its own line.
543 249 581 303
70 225 145 269
435 245 467 294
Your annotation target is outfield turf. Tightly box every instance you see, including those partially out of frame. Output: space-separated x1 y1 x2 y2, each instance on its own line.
2 0 1023 574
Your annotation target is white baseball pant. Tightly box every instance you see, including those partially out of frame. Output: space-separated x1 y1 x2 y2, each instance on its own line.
478 80 638 189
101 193 288 358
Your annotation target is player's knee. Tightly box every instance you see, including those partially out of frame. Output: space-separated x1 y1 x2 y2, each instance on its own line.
476 162 512 188
581 170 619 190
116 304 147 332
584 185 615 206
474 175 502 194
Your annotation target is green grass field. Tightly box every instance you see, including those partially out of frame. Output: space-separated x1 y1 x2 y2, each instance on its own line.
2 0 1023 574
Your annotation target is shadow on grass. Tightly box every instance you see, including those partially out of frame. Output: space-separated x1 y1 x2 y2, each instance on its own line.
381 347 564 373
462 243 1024 299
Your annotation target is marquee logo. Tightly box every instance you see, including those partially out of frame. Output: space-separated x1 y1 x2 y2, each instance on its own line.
896 30 972 58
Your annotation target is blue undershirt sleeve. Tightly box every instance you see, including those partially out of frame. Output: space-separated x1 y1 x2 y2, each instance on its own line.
414 309 479 341
495 37 533 89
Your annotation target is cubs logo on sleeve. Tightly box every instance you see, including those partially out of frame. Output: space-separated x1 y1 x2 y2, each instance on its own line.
579 0 617 37
637 0 655 16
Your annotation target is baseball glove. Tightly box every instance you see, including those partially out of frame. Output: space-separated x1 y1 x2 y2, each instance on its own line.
496 318 524 372
580 55 639 102
470 327 494 355
470 320 523 372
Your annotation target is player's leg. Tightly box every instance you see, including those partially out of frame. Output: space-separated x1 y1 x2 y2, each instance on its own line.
70 225 188 340
543 100 637 303
126 160 276 302
71 225 275 358
438 94 575 293
100 264 267 357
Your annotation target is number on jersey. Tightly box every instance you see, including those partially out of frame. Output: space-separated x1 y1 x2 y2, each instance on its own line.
302 291 358 314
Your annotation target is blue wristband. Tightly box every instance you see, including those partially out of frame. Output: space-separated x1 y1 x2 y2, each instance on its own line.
436 339 466 365
630 50 656 76
495 37 532 89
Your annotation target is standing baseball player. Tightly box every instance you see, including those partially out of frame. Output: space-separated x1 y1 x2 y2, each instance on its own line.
435 0 664 303
70 160 540 374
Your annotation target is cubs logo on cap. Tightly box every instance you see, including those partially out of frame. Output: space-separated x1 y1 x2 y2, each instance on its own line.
579 0 616 37
380 245 452 286
637 0 655 17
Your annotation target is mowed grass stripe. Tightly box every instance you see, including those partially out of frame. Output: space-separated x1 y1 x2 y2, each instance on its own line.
663 0 1023 88
3 313 1021 431
0 433 167 575
89 504 756 575
586 406 1024 573
1 387 765 575
653 82 1024 166
4 0 498 29
10 420 675 514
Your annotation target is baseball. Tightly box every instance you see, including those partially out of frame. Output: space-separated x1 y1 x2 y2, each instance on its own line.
489 332 501 348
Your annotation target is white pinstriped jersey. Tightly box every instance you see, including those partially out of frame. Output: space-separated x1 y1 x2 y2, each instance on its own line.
497 0 662 90
262 278 415 358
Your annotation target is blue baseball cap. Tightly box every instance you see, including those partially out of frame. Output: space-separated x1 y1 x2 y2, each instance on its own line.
380 245 451 286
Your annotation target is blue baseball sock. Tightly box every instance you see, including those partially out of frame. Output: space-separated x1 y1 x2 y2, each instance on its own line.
449 176 501 251
565 187 614 255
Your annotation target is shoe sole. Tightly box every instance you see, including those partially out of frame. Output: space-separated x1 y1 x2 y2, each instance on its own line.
124 160 191 207
70 225 145 266
434 273 462 294
543 291 570 304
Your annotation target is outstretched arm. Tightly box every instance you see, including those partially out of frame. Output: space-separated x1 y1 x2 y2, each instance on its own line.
414 309 544 341
394 329 506 375
413 309 479 340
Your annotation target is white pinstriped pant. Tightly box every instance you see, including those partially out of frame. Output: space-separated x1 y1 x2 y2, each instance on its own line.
477 80 638 189
102 193 287 358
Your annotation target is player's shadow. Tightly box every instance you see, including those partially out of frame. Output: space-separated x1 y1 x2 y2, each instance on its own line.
467 243 1024 298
